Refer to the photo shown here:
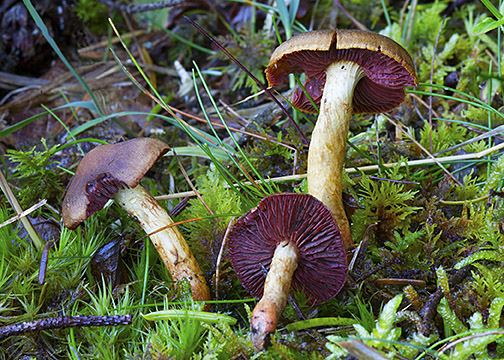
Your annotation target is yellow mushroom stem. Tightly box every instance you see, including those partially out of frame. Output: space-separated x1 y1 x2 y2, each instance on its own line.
307 60 365 251
251 241 299 351
114 184 210 303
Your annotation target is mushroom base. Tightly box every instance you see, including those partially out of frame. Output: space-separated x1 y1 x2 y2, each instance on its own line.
251 241 299 351
307 60 365 250
114 185 210 303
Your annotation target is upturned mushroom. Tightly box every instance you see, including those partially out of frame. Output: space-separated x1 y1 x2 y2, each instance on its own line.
62 138 210 303
228 193 347 351
266 30 417 250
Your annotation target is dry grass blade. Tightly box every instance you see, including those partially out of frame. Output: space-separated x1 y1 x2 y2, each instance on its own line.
156 141 504 200
437 329 504 357
172 150 215 218
0 169 43 249
215 217 235 300
141 217 203 240
0 199 47 229
435 123 504 156
184 16 309 145
107 19 233 156
384 114 462 185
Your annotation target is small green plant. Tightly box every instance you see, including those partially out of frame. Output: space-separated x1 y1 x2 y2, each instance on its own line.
471 0 504 35
385 229 426 252
352 168 421 243
74 0 109 34
437 296 504 359
419 121 468 155
67 284 136 359
6 138 64 206
177 165 244 272
326 294 435 359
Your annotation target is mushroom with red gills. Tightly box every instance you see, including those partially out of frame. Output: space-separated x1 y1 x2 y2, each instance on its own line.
265 30 417 250
228 193 347 351
62 137 210 303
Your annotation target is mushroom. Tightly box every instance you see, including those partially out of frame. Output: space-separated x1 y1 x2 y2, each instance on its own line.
266 30 417 250
62 138 210 303
228 193 347 351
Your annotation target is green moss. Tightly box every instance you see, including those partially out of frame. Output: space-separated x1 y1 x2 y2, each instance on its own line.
74 0 110 35
352 169 420 244
6 138 65 207
177 165 244 273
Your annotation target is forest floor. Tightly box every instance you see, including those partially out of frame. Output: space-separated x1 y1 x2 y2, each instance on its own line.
1 0 504 359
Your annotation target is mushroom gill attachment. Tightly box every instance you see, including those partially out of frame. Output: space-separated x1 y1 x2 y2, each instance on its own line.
228 193 347 351
62 138 210 303
62 137 170 229
265 30 417 250
266 29 417 114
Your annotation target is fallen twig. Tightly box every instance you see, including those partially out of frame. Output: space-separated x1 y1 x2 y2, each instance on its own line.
155 141 504 200
0 315 132 339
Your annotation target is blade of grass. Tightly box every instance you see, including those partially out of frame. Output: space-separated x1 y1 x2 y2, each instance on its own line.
0 101 98 139
0 168 43 249
142 309 237 324
481 0 503 19
276 0 299 40
166 146 229 161
410 83 504 121
380 0 392 28
286 317 356 331
192 63 274 195
184 16 309 145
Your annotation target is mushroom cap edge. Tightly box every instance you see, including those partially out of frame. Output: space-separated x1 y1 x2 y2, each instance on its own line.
62 137 170 229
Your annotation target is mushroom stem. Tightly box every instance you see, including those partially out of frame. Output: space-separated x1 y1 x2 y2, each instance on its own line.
114 185 210 303
251 241 299 351
307 60 365 251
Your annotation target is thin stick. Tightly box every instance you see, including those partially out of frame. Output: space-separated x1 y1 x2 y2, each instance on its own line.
429 16 447 153
155 141 504 200
173 150 214 218
215 217 235 300
0 199 47 229
333 0 368 30
0 169 44 249
0 315 132 339
384 114 462 185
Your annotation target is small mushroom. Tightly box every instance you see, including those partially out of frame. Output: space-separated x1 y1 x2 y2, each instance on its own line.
228 193 347 351
266 30 417 250
62 138 210 303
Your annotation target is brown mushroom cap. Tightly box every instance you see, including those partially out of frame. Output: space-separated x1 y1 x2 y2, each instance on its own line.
266 29 418 114
228 193 347 306
62 138 170 230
